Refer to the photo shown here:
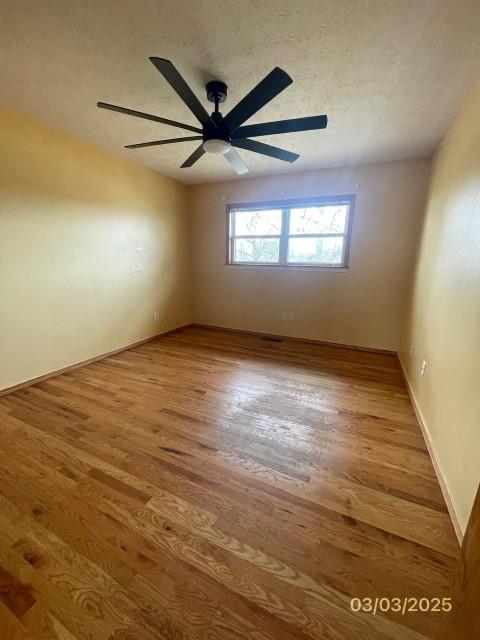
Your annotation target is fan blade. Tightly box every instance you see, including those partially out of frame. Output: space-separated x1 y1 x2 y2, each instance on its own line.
150 58 212 129
97 102 202 133
224 148 249 175
232 138 299 163
181 144 205 168
223 67 292 133
125 136 203 149
231 115 327 139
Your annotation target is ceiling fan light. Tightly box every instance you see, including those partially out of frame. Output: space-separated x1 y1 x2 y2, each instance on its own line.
203 138 231 154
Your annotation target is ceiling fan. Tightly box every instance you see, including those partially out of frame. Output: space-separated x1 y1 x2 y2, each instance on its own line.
97 58 328 175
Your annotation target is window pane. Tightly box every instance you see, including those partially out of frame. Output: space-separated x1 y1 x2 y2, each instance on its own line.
287 236 344 264
234 237 280 263
289 205 348 234
233 209 282 236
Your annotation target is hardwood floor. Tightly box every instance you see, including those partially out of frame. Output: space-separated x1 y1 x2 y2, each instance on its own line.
0 326 459 640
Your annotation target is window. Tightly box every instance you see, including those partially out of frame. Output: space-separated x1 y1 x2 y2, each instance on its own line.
227 196 354 268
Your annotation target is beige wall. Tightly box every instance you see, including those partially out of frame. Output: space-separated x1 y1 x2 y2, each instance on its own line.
189 159 430 351
0 107 191 391
400 85 480 533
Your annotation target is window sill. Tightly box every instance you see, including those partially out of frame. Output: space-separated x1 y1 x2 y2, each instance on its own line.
225 264 349 272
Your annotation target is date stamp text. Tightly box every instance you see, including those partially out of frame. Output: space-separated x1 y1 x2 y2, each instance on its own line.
350 597 452 615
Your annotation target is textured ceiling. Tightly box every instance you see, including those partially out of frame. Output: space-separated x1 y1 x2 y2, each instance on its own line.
1 0 480 184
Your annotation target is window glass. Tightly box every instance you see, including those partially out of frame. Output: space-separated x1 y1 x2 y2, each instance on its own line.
234 237 280 263
289 206 348 234
287 236 344 264
234 209 282 236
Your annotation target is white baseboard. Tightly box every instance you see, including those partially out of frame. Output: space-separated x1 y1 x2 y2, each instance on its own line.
398 356 463 545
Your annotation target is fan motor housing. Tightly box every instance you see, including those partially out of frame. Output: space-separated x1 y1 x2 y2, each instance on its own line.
204 111 231 144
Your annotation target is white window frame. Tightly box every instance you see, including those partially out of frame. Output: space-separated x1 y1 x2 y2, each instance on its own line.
226 195 355 269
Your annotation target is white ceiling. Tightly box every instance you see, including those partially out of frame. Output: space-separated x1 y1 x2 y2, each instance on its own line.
1 0 480 184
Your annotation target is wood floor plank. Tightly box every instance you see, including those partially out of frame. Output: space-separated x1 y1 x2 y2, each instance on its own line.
0 600 37 640
0 327 458 639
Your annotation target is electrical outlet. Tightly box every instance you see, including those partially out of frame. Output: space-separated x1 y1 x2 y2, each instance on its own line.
153 310 159 322
282 311 288 321
421 360 427 376
288 312 294 321
410 345 415 357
